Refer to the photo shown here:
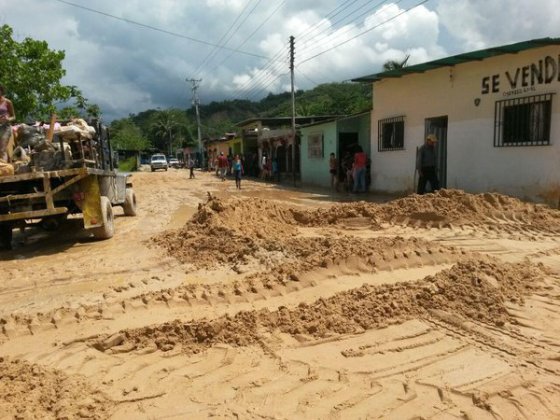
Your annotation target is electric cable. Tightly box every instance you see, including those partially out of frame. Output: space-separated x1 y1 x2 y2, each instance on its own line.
53 0 272 60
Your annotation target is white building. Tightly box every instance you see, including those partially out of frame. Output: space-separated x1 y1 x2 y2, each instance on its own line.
353 38 560 205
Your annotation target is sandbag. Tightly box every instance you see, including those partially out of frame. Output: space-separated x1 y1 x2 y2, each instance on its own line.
0 161 14 176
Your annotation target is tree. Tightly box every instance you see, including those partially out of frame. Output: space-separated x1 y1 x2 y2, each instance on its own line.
0 24 99 121
382 55 410 71
110 119 149 151
150 110 178 156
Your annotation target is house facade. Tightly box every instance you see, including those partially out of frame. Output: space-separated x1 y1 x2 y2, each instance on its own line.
236 116 336 179
300 113 371 188
353 38 560 204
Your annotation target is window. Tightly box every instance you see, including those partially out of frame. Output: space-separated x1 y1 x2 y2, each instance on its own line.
307 132 323 158
494 93 553 147
378 116 405 151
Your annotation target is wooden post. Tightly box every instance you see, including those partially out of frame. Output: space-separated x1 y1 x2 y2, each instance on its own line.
46 114 57 142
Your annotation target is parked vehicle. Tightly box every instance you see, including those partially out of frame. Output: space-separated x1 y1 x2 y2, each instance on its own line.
168 157 182 169
150 154 168 171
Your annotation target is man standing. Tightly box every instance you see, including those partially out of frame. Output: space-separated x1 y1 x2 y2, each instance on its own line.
187 156 195 179
217 152 228 181
352 146 367 193
416 134 440 194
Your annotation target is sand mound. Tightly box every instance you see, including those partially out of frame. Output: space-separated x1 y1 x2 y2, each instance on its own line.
90 259 545 355
0 357 111 419
385 189 560 229
154 190 560 269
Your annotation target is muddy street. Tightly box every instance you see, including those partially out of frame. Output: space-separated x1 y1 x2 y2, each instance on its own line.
1 168 559 419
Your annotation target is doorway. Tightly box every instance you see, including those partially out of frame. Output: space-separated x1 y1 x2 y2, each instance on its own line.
424 116 448 188
338 132 361 188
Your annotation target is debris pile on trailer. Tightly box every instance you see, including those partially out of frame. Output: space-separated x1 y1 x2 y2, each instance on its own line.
2 118 107 176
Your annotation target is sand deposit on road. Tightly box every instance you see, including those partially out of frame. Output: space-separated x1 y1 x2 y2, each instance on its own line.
0 169 559 419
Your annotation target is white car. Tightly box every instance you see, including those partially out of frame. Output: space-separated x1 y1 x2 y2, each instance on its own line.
168 157 181 168
150 154 168 171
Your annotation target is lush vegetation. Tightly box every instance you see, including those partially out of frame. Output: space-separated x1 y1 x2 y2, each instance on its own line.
112 81 372 153
0 24 99 122
117 156 138 172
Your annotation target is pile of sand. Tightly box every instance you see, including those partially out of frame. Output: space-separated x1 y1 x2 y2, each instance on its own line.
384 189 560 228
90 259 545 355
153 194 465 270
154 191 560 269
0 356 111 419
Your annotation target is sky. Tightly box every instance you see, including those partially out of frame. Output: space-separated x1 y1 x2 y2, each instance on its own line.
2 0 560 121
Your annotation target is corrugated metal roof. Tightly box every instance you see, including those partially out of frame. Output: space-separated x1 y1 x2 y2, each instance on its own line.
352 37 560 83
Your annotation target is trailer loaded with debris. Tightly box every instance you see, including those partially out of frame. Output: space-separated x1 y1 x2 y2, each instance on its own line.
0 118 136 250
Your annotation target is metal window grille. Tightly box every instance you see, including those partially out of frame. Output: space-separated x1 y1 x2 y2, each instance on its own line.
378 116 405 151
494 93 553 147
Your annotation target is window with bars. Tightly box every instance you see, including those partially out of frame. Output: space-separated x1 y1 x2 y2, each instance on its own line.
378 116 405 151
494 93 553 147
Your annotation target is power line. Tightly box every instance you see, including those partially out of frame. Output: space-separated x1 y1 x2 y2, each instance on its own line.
53 0 271 60
193 0 264 78
300 0 430 65
210 1 285 75
229 0 390 100
297 0 394 58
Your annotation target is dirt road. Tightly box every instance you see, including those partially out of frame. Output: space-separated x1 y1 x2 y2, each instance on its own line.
0 169 559 419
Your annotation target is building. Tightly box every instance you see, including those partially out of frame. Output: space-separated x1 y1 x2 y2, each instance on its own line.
353 37 560 205
299 112 371 189
236 116 337 179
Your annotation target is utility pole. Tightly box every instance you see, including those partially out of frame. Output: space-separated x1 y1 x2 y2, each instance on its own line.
187 78 203 168
289 35 296 186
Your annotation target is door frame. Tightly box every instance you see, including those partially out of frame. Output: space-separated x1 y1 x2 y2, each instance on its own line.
424 116 448 189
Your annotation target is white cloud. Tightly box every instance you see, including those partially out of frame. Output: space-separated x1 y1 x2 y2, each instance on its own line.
1 0 559 120
437 0 560 51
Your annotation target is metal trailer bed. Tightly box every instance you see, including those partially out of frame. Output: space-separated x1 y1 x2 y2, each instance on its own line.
0 120 136 249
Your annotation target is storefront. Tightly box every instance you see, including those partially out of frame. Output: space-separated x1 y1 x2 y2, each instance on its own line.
353 37 560 205
300 113 371 189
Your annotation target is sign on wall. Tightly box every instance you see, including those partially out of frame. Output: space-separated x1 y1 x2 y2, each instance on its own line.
308 132 324 159
481 54 560 97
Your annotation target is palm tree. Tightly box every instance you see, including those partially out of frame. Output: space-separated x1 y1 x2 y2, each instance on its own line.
383 55 410 71
150 110 177 156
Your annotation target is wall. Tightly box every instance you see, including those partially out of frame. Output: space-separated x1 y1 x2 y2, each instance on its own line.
300 121 337 188
370 45 560 203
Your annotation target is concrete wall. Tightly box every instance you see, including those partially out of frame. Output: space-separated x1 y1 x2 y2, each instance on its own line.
301 121 337 188
370 45 560 204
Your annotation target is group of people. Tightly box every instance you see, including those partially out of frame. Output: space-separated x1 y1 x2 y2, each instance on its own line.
214 151 244 189
328 134 440 195
329 146 369 194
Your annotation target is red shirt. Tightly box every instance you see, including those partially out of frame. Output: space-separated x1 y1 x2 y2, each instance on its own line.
354 152 366 168
217 155 228 168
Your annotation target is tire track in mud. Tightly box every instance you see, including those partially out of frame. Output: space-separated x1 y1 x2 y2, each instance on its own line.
2 186 560 418
85 259 545 355
0 236 468 342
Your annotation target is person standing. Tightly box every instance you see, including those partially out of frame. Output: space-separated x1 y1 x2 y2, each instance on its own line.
217 151 228 181
329 152 338 191
416 134 440 194
0 85 16 162
352 146 367 193
232 154 243 189
187 156 195 179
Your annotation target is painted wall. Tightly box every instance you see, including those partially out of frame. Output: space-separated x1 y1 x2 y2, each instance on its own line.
301 121 337 188
370 45 560 204
300 115 371 188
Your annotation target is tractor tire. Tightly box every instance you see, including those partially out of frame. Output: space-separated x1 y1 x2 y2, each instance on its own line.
122 188 137 216
92 196 114 240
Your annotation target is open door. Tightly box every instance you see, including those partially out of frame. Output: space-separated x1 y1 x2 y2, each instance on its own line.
424 116 448 188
